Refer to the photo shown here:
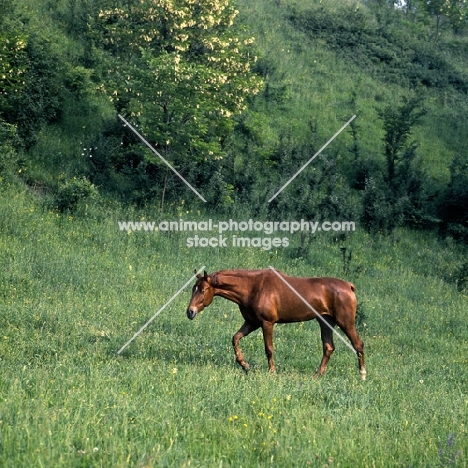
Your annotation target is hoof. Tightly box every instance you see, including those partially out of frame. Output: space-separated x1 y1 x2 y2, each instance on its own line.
360 369 367 381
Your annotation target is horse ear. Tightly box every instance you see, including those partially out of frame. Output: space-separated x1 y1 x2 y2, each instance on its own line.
203 270 208 279
194 268 201 279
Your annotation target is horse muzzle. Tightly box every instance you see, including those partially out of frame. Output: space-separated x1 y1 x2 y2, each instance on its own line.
186 308 198 320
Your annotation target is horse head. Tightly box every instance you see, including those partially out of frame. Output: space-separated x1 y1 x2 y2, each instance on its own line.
186 270 215 320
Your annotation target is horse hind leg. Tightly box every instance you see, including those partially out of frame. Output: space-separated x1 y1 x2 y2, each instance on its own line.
350 328 366 380
340 323 366 380
314 315 336 378
232 321 259 372
261 321 276 373
334 293 366 380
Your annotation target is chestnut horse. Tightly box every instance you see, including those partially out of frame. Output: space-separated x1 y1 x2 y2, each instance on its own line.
186 269 366 379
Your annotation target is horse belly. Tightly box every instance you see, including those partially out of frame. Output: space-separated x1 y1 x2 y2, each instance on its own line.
276 293 329 323
276 308 322 323
276 315 317 324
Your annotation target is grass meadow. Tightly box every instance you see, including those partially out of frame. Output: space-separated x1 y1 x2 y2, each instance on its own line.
0 182 467 467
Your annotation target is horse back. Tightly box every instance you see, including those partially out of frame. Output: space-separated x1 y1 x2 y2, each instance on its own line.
261 273 357 324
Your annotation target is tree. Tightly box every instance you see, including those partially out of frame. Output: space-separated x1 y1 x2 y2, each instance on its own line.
93 0 262 206
96 0 262 161
423 0 447 39
0 1 28 122
377 96 426 190
363 96 432 233
439 153 468 243
1 1 66 149
415 0 468 37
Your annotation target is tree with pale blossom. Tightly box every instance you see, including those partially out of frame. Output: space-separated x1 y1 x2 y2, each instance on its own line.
96 0 263 166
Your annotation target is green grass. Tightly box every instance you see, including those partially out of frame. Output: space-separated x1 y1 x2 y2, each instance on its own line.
1 183 467 467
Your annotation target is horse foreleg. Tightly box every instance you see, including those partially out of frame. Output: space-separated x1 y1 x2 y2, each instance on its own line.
261 321 276 373
314 315 336 378
232 321 259 372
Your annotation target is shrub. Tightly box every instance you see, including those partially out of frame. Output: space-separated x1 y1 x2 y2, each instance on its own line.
439 153 468 244
55 176 98 212
362 176 396 233
0 120 19 177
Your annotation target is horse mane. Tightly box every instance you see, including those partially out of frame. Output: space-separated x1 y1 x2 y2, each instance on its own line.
209 270 241 288
210 269 282 288
209 271 221 288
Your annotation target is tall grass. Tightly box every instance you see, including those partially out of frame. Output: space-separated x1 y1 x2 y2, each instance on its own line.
0 182 466 466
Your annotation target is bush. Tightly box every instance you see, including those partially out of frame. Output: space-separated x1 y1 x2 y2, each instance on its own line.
452 258 468 291
438 153 468 243
10 32 65 149
0 120 20 177
362 176 395 233
55 176 98 212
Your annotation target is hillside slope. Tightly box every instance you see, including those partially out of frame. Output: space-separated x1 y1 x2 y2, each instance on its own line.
2 0 465 228
236 0 468 184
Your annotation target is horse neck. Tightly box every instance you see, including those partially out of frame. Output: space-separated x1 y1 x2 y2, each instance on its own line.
212 271 250 306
